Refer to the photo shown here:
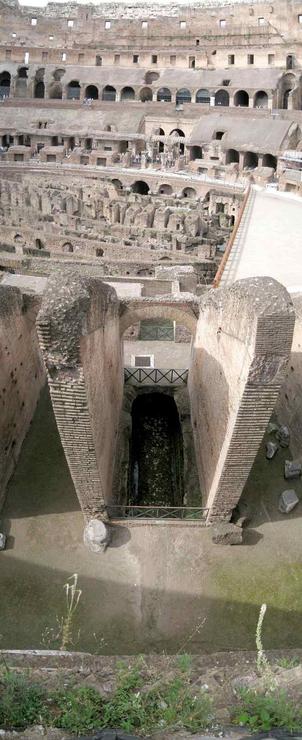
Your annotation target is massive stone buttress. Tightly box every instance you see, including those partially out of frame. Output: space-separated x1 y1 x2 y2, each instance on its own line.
36 270 123 518
189 276 295 521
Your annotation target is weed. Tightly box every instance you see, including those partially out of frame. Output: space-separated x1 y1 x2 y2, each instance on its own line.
177 653 192 672
102 662 212 734
53 685 102 734
0 671 50 729
255 603 275 688
60 573 82 651
278 656 300 669
232 689 302 733
0 662 212 735
41 573 82 651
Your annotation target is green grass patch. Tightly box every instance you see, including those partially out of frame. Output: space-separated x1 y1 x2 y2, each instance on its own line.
0 671 50 729
0 663 213 735
232 689 302 733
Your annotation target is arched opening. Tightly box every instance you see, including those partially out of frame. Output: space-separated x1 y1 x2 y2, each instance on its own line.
157 87 171 102
120 86 135 101
112 178 123 191
254 90 268 108
15 68 28 98
243 151 258 169
190 145 203 160
49 83 62 99
67 80 80 100
96 247 104 257
176 88 191 105
281 73 296 109
18 67 28 79
53 68 65 82
286 54 294 70
2 134 12 148
62 242 74 253
35 238 44 250
145 71 159 85
34 80 45 98
225 148 239 164
102 85 116 101
131 180 150 195
139 86 152 102
129 393 184 507
85 84 98 99
182 187 197 199
234 89 249 107
215 89 229 106
170 128 185 138
0 71 11 99
14 233 24 245
195 88 210 104
262 153 277 169
170 128 185 155
158 183 172 195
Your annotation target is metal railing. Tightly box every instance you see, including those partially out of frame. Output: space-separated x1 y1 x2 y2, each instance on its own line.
106 505 208 521
124 367 188 385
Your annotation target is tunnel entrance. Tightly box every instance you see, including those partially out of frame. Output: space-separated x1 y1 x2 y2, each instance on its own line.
129 392 184 507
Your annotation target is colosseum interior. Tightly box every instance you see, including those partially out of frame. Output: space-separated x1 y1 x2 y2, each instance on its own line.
0 0 302 657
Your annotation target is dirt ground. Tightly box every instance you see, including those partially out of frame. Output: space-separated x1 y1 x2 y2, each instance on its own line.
0 388 302 654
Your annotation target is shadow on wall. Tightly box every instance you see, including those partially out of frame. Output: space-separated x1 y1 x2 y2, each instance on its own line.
1 385 79 519
0 554 301 653
189 347 230 495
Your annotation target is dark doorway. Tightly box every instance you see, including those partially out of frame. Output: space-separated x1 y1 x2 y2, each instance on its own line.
129 392 184 507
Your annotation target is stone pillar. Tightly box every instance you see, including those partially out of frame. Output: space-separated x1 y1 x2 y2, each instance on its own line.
188 277 295 522
37 271 123 519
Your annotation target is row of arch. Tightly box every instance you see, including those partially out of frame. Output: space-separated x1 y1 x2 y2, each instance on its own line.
51 83 269 108
0 71 270 108
225 149 277 168
112 178 198 198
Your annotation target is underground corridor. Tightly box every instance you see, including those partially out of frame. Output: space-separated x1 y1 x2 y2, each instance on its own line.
128 391 184 508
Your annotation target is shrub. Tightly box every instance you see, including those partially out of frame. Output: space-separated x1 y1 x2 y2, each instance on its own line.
232 689 302 733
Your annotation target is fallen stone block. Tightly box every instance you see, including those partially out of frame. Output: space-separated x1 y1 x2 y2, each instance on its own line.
266 440 279 459
276 424 290 447
279 489 299 514
284 459 302 480
212 522 243 545
231 500 251 528
83 519 111 553
0 533 6 551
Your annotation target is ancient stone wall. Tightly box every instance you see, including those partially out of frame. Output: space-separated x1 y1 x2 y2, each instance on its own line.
0 284 45 504
37 271 123 517
276 293 302 460
189 277 295 520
